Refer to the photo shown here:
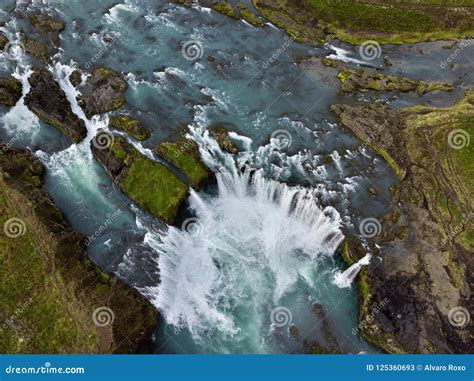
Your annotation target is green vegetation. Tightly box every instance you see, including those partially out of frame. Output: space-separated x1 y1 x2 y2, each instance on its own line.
109 115 150 141
0 187 95 353
121 158 188 223
156 140 211 189
238 4 266 27
252 0 473 45
212 2 239 19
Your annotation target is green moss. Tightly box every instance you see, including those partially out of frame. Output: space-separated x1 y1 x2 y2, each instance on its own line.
109 115 150 141
238 4 265 27
444 251 465 289
212 3 239 20
156 140 210 189
121 158 188 223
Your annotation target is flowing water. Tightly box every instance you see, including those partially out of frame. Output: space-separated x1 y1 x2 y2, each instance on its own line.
1 0 471 354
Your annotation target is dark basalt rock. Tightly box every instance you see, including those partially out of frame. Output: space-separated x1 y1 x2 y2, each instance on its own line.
21 34 49 61
78 67 128 118
28 14 65 33
0 31 8 50
208 124 238 154
24 68 87 143
0 76 22 107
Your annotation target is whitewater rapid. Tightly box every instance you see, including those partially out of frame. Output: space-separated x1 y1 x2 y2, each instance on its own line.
142 126 346 353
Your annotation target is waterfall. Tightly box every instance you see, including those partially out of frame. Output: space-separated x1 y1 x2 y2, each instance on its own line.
142 126 345 352
332 253 372 289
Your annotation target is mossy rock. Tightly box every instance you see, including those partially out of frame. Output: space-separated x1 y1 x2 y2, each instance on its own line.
0 76 22 107
78 67 127 118
156 139 212 190
109 115 151 141
91 133 188 224
21 34 49 61
28 14 65 33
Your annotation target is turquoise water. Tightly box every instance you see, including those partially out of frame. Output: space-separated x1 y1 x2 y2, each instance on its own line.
1 0 471 354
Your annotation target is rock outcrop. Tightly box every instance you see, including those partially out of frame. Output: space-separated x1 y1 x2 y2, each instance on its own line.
0 147 157 354
332 90 473 354
108 115 150 141
24 69 87 143
91 132 188 224
78 68 127 118
0 76 22 107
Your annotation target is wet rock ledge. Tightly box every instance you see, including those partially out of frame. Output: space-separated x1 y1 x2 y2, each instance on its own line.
332 90 473 354
0 147 157 353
